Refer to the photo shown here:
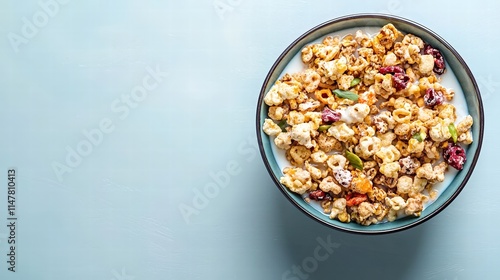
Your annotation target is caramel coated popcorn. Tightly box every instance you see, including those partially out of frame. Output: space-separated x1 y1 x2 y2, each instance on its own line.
262 24 473 225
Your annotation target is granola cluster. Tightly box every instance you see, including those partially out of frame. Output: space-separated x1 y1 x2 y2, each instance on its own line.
262 24 473 225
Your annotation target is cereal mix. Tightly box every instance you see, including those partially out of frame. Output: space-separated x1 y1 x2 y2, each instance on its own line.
262 24 473 225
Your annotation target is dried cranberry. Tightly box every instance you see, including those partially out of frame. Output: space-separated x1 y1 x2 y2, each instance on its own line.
424 44 446 75
423 88 444 107
321 107 341 123
308 190 332 201
443 143 466 170
379 66 405 74
393 73 410 91
379 66 409 91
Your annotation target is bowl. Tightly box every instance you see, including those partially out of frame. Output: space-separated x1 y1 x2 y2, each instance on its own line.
256 14 484 234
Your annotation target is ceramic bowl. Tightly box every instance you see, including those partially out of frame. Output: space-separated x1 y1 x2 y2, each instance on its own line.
256 14 484 234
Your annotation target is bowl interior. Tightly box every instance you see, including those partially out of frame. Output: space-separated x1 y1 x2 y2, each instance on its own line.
256 14 484 234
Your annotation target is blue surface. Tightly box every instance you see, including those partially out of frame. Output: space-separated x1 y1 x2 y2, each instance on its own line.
0 0 498 279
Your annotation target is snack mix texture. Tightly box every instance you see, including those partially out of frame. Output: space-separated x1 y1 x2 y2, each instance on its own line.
262 24 473 226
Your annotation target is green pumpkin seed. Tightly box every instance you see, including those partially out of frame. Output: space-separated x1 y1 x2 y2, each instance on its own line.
350 78 361 88
318 125 332 132
448 123 458 143
345 150 363 170
333 89 359 101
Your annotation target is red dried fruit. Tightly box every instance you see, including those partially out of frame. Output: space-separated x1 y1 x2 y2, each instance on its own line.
379 66 405 74
308 190 332 201
321 107 341 124
443 143 466 170
379 66 409 91
345 192 368 207
393 72 410 91
424 44 446 75
423 88 444 107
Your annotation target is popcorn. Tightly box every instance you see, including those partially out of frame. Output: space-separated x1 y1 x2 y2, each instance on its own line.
433 162 448 183
300 69 321 93
419 54 435 74
314 44 340 61
287 111 305 125
319 176 342 195
385 196 407 222
407 138 425 154
410 177 427 197
416 163 435 181
298 100 321 112
368 186 387 202
317 133 343 153
402 34 424 49
374 73 396 99
456 115 474 144
378 131 397 147
346 103 371 123
264 74 302 106
438 104 457 121
288 145 311 166
405 197 423 216
355 136 382 159
262 119 282 137
396 176 413 194
327 155 348 170
379 162 401 179
318 57 348 80
330 198 347 220
373 23 402 53
268 105 288 121
274 132 292 150
357 202 377 224
327 123 355 142
383 52 398 66
403 44 421 64
429 118 452 142
375 145 401 163
291 122 315 148
457 115 473 134
305 161 327 181
310 150 328 163
301 45 314 63
338 75 355 90
458 130 473 144
280 167 313 194
304 112 322 129
332 168 352 188
417 107 436 122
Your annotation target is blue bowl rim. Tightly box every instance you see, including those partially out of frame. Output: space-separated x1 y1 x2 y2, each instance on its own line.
255 13 485 234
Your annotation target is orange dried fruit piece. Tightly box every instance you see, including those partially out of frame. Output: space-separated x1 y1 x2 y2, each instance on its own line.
350 174 373 194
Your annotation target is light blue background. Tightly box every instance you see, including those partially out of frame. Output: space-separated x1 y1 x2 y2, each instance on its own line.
0 0 498 279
